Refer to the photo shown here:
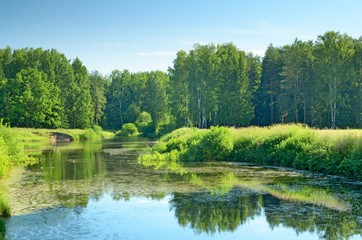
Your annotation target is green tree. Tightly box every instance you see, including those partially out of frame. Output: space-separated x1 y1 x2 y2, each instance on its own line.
279 40 314 124
168 50 191 128
314 31 355 128
141 71 170 131
70 58 93 128
89 71 107 125
106 70 132 128
254 44 283 125
7 68 60 127
216 43 253 126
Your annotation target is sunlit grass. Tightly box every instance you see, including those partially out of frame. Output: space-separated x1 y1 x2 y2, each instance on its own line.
0 185 10 217
13 127 115 144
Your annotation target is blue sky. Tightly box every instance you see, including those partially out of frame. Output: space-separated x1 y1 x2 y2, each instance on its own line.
1 0 361 75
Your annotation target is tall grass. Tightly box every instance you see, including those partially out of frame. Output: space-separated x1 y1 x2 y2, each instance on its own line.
140 125 361 180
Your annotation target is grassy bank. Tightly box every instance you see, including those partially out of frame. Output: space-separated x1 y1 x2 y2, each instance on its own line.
13 126 114 149
0 124 114 216
138 125 362 181
0 122 37 216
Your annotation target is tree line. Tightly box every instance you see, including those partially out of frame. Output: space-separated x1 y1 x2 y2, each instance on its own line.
0 31 361 132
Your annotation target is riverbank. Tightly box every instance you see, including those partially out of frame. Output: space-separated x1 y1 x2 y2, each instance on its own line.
13 126 115 142
138 125 362 181
0 124 115 216
0 123 37 217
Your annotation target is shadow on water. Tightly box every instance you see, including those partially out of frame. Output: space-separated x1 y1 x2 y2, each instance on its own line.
0 218 5 240
4 137 362 240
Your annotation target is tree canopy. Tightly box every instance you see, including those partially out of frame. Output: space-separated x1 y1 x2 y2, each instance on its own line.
0 31 361 131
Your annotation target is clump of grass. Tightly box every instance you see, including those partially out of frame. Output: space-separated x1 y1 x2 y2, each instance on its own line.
0 187 10 217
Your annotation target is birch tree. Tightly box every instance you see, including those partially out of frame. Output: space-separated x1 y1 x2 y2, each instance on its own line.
314 31 355 129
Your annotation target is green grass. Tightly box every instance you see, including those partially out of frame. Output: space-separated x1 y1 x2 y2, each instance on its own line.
140 124 362 180
13 126 114 144
0 187 10 217
0 122 37 216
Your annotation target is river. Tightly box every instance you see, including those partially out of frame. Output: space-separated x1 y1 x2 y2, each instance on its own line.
1 138 361 240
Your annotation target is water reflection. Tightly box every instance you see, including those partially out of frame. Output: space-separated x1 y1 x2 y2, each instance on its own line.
0 218 4 240
3 138 361 240
170 188 361 239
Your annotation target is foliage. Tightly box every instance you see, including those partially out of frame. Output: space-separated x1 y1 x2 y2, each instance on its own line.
0 121 36 178
140 125 362 180
0 187 10 217
135 111 153 136
1 31 361 132
0 122 37 217
0 48 107 129
116 123 140 137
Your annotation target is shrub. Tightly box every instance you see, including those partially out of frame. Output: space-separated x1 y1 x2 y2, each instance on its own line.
116 123 140 137
79 128 98 140
92 125 103 135
136 112 152 130
191 126 233 162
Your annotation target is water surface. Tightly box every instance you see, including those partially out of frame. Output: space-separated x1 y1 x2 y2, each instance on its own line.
2 138 361 240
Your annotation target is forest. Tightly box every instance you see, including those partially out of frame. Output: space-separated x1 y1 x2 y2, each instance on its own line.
0 31 361 134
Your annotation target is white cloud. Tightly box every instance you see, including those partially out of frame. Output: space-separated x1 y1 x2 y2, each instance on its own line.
136 51 177 56
116 43 124 47
102 43 112 47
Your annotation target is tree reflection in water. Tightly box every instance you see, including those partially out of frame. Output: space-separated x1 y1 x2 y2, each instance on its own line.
169 187 361 240
0 218 5 240
4 138 360 240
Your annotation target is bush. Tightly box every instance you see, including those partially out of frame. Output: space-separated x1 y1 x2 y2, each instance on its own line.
79 128 98 140
79 125 108 140
0 121 35 177
116 123 140 137
181 126 233 162
136 112 152 130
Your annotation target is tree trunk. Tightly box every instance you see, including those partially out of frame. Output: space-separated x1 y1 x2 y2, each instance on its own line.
119 99 123 126
270 91 274 124
197 90 201 128
303 91 307 124
294 79 298 123
331 66 337 129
